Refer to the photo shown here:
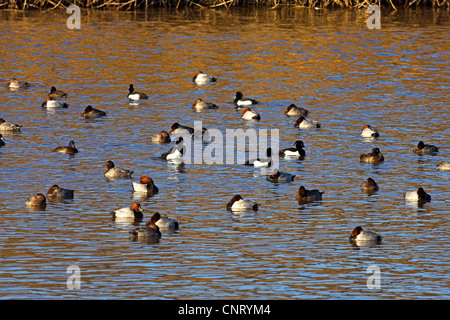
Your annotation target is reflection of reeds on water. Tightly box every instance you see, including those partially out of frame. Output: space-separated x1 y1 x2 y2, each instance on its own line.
0 0 447 11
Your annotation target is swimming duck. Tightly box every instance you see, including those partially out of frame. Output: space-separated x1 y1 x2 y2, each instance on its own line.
192 98 219 112
168 122 194 137
437 161 450 171
8 78 30 89
46 184 74 199
0 118 22 132
127 84 148 100
284 104 309 117
161 137 185 161
245 148 272 167
81 105 106 118
41 97 68 108
192 71 217 84
226 195 260 211
132 176 159 194
279 140 305 158
111 202 143 221
53 140 78 154
413 141 439 155
349 226 382 243
241 107 261 121
295 116 321 129
25 193 47 210
405 187 431 202
48 86 68 98
151 131 171 143
296 186 324 202
360 178 379 193
0 134 5 147
266 169 296 183
104 160 133 179
155 214 180 230
234 91 258 108
360 125 379 138
360 147 384 164
129 213 161 241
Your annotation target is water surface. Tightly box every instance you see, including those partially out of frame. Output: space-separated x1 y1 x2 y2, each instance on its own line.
0 7 449 299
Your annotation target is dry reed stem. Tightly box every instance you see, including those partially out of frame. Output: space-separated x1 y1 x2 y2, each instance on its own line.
0 0 448 10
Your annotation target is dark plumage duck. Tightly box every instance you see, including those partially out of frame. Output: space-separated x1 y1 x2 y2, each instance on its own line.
53 140 78 154
234 91 258 108
129 213 162 241
413 141 439 155
360 178 379 193
46 184 74 199
161 137 185 161
81 105 106 119
279 140 305 158
266 169 296 183
128 84 148 100
360 147 384 164
245 148 272 167
296 186 324 202
48 86 68 98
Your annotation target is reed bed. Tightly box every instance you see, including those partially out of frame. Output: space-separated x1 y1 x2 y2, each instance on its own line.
0 0 448 11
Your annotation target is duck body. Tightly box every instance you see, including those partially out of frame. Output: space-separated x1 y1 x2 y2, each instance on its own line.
161 137 185 161
111 202 143 221
8 78 30 89
54 140 78 154
266 170 296 183
42 97 68 108
405 187 431 201
413 141 439 155
349 226 382 243
82 105 106 118
437 161 450 171
192 98 219 112
129 213 162 241
285 104 309 117
25 193 47 210
151 131 171 143
128 84 148 100
168 122 194 137
48 86 68 98
295 116 320 129
0 118 22 132
360 178 379 193
360 148 384 164
279 140 305 158
226 195 260 211
234 91 258 108
155 215 180 230
241 107 261 121
361 125 379 138
245 148 272 167
46 184 74 199
132 176 159 194
104 160 133 179
296 186 324 202
192 71 217 84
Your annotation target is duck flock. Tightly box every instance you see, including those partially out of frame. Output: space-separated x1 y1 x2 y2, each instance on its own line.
3 74 450 245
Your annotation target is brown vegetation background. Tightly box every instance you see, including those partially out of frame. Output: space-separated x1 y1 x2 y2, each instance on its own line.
0 0 448 11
